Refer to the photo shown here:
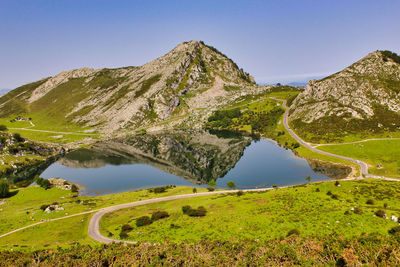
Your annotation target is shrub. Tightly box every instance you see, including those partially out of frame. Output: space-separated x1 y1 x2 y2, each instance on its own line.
0 181 9 198
208 180 216 186
326 191 332 196
384 203 388 208
151 211 169 221
36 177 51 190
192 188 197 193
71 184 79 193
0 125 7 131
227 181 236 188
187 206 207 217
344 211 350 215
315 188 320 192
136 216 152 227
207 187 215 192
121 224 133 232
375 210 386 218
331 194 339 200
287 229 300 237
388 226 400 235
182 205 192 214
148 185 175 194
40 204 49 211
237 190 244 196
354 207 362 214
366 199 375 205
13 133 24 142
334 181 340 186
119 231 129 239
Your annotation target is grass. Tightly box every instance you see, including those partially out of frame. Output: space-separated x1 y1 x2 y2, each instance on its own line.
0 185 211 246
0 117 98 143
318 140 400 178
100 179 400 244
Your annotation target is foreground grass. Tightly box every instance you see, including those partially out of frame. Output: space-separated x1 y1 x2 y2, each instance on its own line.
2 235 400 266
0 186 210 239
100 179 400 244
1 179 400 266
318 140 400 179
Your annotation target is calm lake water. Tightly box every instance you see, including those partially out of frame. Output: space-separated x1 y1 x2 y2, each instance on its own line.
40 131 332 195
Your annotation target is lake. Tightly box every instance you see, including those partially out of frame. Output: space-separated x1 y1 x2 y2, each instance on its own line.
39 130 340 195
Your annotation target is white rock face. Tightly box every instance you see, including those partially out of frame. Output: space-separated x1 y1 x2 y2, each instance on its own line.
290 51 400 123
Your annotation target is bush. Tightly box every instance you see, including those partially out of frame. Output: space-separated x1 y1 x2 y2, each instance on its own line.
40 204 49 211
36 177 51 190
0 181 9 198
331 194 339 200
334 181 340 186
192 188 197 193
151 211 169 221
136 216 152 227
287 229 300 237
207 187 215 192
366 199 375 205
187 206 207 217
71 184 79 193
354 207 362 214
237 190 244 196
227 181 236 188
208 180 216 186
182 205 192 214
148 185 175 194
388 226 400 235
13 133 24 142
315 188 320 192
326 191 332 196
121 224 133 232
119 231 129 239
0 125 7 131
375 210 386 218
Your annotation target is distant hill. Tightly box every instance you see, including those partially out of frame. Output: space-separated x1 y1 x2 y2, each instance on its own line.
0 41 259 133
289 50 400 142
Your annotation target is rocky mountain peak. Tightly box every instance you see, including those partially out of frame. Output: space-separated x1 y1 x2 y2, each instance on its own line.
289 50 400 141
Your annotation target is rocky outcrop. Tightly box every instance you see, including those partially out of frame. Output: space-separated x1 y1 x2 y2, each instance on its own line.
289 51 400 140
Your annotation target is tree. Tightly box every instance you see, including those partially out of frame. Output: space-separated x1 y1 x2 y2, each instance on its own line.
208 180 216 186
192 188 197 193
71 184 79 193
0 181 9 198
227 181 236 188
305 176 311 183
13 133 24 142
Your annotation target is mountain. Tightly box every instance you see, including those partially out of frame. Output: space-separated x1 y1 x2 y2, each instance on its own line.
289 50 400 142
0 41 259 133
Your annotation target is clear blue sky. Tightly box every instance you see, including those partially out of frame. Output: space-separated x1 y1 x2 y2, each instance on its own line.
1 0 399 88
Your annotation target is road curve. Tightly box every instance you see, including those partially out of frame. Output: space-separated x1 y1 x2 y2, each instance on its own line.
275 98 397 180
88 188 273 244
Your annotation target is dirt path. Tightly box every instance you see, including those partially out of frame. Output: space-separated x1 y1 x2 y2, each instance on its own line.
8 127 97 135
313 138 400 147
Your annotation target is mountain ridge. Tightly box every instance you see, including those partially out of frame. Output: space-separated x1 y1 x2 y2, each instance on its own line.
0 40 259 134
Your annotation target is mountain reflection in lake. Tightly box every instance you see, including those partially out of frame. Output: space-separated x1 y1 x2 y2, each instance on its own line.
40 130 347 195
